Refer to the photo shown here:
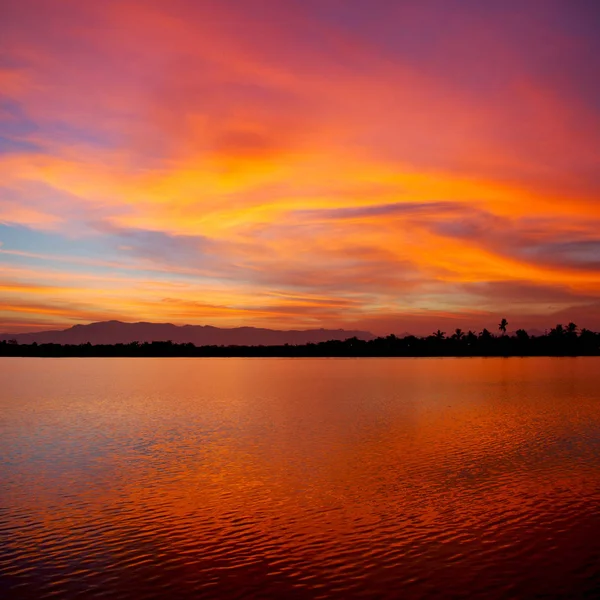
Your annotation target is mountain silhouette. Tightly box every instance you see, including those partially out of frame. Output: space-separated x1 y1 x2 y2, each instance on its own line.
0 320 375 346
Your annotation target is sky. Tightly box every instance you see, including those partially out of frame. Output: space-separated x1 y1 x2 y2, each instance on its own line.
1 0 600 335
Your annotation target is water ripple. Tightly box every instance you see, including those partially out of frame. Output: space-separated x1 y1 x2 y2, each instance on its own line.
2 357 600 598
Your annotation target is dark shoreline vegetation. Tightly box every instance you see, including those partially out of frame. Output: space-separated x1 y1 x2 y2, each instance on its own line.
2 323 599 357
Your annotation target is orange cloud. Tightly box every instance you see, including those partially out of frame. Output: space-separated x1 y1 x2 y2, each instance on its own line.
1 1 600 333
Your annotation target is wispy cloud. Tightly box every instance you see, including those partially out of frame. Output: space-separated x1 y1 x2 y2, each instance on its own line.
1 0 600 333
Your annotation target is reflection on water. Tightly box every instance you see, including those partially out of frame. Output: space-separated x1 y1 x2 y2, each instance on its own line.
2 357 600 598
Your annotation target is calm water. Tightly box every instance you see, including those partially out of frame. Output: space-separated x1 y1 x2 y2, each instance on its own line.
2 357 600 599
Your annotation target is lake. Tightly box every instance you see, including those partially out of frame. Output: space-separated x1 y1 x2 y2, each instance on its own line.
2 357 600 598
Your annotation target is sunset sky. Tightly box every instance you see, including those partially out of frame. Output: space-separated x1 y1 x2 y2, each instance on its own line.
1 0 600 335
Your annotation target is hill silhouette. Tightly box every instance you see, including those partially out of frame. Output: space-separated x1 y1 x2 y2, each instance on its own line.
0 320 375 346
1 321 598 357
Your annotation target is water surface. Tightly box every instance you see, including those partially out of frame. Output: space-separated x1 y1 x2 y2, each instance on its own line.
2 357 600 598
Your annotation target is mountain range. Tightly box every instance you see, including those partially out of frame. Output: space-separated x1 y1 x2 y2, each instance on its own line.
0 321 375 346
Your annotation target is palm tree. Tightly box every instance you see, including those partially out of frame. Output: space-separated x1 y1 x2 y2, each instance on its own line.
499 318 508 336
433 329 446 340
566 322 578 337
452 328 465 340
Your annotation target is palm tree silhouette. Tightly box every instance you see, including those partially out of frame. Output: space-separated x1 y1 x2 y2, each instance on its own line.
433 330 446 340
499 318 508 336
452 328 465 340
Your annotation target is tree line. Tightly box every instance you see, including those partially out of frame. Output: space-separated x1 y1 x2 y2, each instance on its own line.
1 320 599 357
